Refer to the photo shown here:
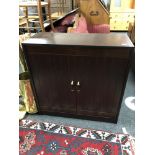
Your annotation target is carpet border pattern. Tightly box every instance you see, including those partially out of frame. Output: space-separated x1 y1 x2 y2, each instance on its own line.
19 119 135 155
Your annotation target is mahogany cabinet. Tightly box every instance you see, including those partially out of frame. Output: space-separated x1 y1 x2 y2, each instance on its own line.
22 32 134 123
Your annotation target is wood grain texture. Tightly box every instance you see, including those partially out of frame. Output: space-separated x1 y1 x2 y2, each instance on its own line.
22 32 133 123
27 53 76 113
79 0 110 24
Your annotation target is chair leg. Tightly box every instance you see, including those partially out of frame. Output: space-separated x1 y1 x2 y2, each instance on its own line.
58 0 61 15
62 0 64 14
37 0 45 32
24 6 30 34
47 0 55 31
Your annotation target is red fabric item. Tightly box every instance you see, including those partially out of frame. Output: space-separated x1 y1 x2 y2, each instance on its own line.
71 15 88 33
59 12 77 26
87 24 110 33
53 25 68 33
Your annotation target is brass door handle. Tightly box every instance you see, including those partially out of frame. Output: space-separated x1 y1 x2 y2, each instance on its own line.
76 81 80 92
76 81 80 86
71 80 74 86
70 81 81 92
70 80 75 92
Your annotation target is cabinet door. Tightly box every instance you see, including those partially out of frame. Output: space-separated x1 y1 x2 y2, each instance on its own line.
75 49 129 119
27 52 76 114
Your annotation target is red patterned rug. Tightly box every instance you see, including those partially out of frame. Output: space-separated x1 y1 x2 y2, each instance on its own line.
19 119 135 155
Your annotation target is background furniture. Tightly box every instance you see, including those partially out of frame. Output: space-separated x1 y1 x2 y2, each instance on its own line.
128 22 135 72
19 0 55 32
22 32 134 123
49 8 78 32
128 22 135 44
56 0 66 15
67 13 110 33
79 0 109 25
51 0 67 20
109 0 135 31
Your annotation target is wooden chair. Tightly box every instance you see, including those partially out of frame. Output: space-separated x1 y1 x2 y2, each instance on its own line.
19 0 55 32
56 0 66 15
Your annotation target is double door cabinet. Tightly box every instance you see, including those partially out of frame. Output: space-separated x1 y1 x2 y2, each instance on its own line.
22 32 134 123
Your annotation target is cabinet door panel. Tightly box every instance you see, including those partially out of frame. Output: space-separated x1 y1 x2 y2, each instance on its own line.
28 53 76 114
75 55 128 117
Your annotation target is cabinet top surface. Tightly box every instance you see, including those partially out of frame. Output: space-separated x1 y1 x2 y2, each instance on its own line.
23 32 134 48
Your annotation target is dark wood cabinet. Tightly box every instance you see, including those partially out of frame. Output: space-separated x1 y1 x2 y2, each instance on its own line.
22 32 134 123
28 54 76 114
